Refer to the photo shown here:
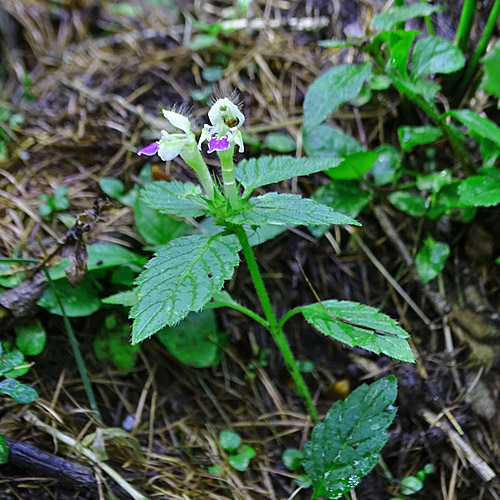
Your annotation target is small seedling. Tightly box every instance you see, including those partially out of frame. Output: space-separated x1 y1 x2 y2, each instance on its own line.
39 186 70 217
218 431 256 472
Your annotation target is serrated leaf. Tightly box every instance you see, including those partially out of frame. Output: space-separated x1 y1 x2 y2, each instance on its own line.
304 376 398 499
415 235 450 283
304 63 372 129
458 175 500 207
235 156 342 196
397 125 442 151
410 36 465 80
388 191 427 216
447 110 500 146
0 378 38 404
227 193 360 227
303 125 364 158
141 181 209 217
372 4 440 31
480 41 500 100
130 234 241 343
301 300 414 362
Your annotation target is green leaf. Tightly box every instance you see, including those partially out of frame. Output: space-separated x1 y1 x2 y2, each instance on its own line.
130 234 241 343
303 63 372 129
304 376 398 499
189 33 218 50
227 193 360 227
102 290 138 307
206 290 240 309
458 175 500 207
0 378 38 404
388 191 427 217
157 310 227 368
303 125 364 158
93 322 140 371
300 300 414 362
416 170 453 193
397 126 442 151
49 243 145 280
141 181 209 217
134 190 191 245
371 145 400 186
415 236 450 283
282 448 304 471
389 30 419 78
219 431 241 451
318 40 354 49
263 133 296 153
99 177 125 199
405 78 441 99
0 350 29 378
447 110 500 146
400 476 424 495
37 278 101 317
410 36 465 80
0 435 8 465
235 156 342 196
15 321 47 356
372 4 440 31
229 445 256 471
480 41 500 100
327 151 378 180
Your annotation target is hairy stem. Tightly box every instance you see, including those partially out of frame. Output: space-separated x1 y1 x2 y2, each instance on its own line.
218 147 240 208
233 226 318 423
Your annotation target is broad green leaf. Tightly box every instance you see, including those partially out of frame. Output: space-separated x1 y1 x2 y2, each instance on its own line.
398 125 442 151
99 177 125 198
410 36 465 80
404 78 441 99
0 350 29 378
229 445 256 471
263 133 296 153
303 63 372 129
282 449 304 471
134 191 191 245
102 290 138 307
388 191 427 217
303 125 364 158
480 41 500 100
416 170 453 193
0 435 7 464
130 234 241 343
219 431 241 451
15 321 46 356
227 193 360 227
372 4 440 31
49 243 145 280
141 181 209 217
389 30 419 78
304 376 398 500
0 378 38 404
300 300 414 362
415 236 450 283
458 175 500 207
157 310 228 368
310 181 371 237
38 278 101 317
371 145 400 186
235 156 342 196
327 151 378 180
447 110 500 146
400 476 424 495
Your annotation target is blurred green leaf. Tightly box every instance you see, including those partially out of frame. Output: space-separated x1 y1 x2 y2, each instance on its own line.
388 191 427 216
263 133 296 153
398 125 442 151
282 448 304 471
415 235 450 283
15 321 46 356
219 431 241 451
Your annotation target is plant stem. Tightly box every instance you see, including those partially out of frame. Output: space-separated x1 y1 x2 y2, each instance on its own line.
233 227 318 423
455 0 500 102
395 0 405 30
420 0 434 35
182 148 216 200
43 268 102 422
209 301 269 329
455 0 478 52
218 147 240 208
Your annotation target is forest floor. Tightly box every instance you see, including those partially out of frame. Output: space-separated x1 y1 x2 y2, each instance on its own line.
1 1 500 499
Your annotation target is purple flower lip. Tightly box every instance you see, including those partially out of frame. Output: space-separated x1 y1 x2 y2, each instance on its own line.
137 142 160 156
207 135 230 154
